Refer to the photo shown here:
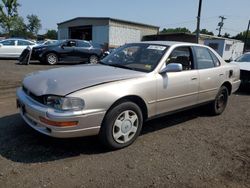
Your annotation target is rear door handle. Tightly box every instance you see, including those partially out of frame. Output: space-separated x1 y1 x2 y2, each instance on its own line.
219 73 224 76
191 77 198 80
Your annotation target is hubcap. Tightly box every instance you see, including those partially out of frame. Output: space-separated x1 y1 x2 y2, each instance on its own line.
90 55 98 64
112 110 138 144
48 54 57 64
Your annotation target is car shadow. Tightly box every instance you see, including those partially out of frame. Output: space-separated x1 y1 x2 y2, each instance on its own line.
236 86 250 95
0 107 209 163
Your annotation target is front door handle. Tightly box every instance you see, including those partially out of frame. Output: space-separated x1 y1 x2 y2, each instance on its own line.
191 77 198 80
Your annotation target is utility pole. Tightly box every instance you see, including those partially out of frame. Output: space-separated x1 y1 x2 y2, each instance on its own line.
217 16 226 37
243 20 250 52
196 0 203 43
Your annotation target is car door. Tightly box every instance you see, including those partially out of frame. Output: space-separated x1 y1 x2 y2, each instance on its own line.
0 39 17 57
192 46 224 103
75 41 92 61
59 40 77 61
156 46 199 114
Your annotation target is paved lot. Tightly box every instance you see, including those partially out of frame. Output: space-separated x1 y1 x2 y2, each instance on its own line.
0 60 249 188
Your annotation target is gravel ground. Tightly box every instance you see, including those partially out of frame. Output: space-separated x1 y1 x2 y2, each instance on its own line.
0 60 249 188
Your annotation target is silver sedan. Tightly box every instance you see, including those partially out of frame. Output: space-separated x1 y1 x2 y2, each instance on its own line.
16 41 241 149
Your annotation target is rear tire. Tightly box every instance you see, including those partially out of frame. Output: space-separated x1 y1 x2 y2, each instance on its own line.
209 86 228 115
46 53 58 65
99 101 143 149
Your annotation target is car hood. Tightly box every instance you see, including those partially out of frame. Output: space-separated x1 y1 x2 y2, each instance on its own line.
232 61 250 71
23 64 146 96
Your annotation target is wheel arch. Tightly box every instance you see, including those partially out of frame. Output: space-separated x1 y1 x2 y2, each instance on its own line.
43 51 60 59
106 95 148 121
221 81 232 95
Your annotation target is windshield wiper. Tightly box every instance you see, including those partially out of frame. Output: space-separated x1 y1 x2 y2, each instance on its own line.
109 64 135 70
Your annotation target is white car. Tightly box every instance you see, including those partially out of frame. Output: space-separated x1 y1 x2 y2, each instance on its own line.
0 38 36 58
36 40 57 46
232 52 250 86
17 41 241 149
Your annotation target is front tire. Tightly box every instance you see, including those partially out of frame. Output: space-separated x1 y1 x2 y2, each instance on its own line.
99 101 143 149
46 53 58 65
210 86 229 115
89 55 99 64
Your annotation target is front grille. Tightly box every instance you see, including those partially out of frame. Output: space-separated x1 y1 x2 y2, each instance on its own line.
23 86 44 104
240 70 250 82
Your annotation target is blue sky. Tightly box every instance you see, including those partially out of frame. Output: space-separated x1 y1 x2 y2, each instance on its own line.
18 0 250 36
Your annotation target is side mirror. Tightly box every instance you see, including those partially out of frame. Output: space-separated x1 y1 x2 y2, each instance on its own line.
159 63 183 74
61 44 65 49
0 43 3 47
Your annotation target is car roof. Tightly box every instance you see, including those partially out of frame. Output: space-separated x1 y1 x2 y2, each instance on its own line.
2 38 33 41
140 40 206 47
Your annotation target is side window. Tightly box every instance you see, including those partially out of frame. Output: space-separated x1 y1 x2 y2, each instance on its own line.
18 40 33 46
77 41 91 48
1 40 15 46
66 40 76 47
194 47 215 69
208 50 220 67
166 47 194 70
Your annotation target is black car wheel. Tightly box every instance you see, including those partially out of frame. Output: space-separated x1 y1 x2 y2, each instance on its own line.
89 55 99 64
99 101 143 149
210 86 229 115
46 53 58 65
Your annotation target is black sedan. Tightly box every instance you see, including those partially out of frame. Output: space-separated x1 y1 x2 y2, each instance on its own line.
21 40 104 65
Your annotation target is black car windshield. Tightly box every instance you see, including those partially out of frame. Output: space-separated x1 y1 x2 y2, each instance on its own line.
100 43 169 72
235 53 250 62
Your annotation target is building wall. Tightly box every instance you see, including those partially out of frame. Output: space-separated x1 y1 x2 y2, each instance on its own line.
109 20 158 40
57 18 159 46
204 39 225 57
58 19 109 28
204 39 244 60
92 26 109 45
223 40 244 60
58 28 69 39
109 26 141 47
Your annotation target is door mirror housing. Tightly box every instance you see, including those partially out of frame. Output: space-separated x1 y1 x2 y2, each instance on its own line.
159 63 183 74
0 43 3 47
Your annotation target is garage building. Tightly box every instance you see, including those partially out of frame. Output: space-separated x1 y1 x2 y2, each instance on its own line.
57 17 159 48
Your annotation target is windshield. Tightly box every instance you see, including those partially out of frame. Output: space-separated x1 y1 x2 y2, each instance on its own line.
235 53 250 62
100 43 168 72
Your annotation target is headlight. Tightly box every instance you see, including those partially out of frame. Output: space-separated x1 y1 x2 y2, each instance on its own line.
44 96 85 111
34 47 47 51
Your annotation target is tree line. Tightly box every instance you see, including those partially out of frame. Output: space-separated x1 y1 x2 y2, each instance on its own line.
0 0 57 39
160 27 249 41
